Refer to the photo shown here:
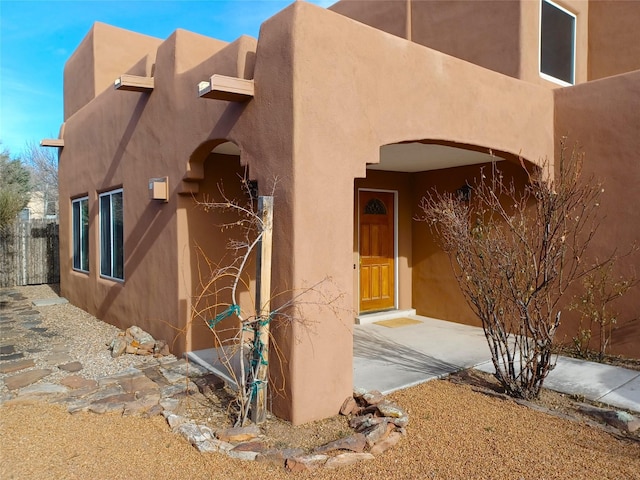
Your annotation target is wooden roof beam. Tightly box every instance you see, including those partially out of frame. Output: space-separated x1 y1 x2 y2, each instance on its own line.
114 74 154 92
40 139 64 148
198 74 254 102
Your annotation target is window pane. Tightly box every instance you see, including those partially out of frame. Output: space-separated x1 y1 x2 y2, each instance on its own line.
81 199 89 271
100 194 111 277
72 197 89 272
112 191 124 280
72 201 80 270
541 0 575 84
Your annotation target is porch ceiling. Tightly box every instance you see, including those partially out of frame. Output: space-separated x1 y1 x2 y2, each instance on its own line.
213 141 504 173
371 143 504 173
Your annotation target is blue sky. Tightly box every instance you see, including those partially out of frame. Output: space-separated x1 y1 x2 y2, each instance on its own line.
0 0 332 158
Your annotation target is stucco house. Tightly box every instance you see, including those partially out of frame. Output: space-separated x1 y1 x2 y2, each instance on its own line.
46 0 639 424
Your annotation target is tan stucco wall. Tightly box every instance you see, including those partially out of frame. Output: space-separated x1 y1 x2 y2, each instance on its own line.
60 2 556 424
587 0 640 80
63 22 162 119
332 0 591 88
554 71 640 358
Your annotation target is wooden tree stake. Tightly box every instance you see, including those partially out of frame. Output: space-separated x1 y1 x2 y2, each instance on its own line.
251 196 273 424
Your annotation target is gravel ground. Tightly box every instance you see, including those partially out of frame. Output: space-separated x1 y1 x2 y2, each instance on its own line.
1 286 640 479
0 285 177 400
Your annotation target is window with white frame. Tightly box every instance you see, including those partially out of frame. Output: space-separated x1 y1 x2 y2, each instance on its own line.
99 189 124 280
540 0 576 85
72 196 89 272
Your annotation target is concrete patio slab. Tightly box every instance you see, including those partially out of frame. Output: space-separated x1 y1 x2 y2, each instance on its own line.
353 316 490 394
354 316 640 413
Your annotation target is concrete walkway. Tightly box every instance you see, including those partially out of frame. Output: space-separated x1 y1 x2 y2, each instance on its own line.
353 315 640 414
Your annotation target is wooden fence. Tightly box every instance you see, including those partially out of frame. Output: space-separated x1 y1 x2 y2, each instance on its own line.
0 219 60 287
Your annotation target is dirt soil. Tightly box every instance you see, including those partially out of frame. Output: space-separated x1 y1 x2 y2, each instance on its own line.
2 375 639 480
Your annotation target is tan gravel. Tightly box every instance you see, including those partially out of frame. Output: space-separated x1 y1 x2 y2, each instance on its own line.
2 379 639 480
2 285 639 479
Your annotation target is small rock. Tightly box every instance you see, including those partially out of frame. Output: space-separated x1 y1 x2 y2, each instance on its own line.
62 375 97 390
353 387 367 399
350 415 385 431
0 358 35 374
216 424 261 443
175 423 216 444
0 353 24 361
4 369 52 390
44 352 72 364
314 433 366 454
370 431 403 454
256 448 304 464
110 337 127 358
58 361 83 372
119 375 159 394
154 340 170 356
377 400 406 419
363 390 385 406
232 441 267 452
285 454 328 472
123 393 161 416
19 383 69 396
340 396 358 415
0 345 16 355
578 404 640 433
126 326 155 345
324 452 375 469
227 449 259 461
164 413 190 429
143 404 164 417
363 419 390 447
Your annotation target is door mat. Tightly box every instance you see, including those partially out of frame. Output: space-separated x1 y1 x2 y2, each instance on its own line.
373 318 423 328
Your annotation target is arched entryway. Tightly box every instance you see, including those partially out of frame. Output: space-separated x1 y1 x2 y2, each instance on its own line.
354 140 534 328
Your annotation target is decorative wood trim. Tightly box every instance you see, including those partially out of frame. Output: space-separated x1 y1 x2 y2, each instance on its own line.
198 75 254 102
114 74 154 92
40 139 64 148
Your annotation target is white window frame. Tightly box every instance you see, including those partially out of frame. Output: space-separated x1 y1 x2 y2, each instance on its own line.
72 196 89 273
99 188 124 281
539 0 576 86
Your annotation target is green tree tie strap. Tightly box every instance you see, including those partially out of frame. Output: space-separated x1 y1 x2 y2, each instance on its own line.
207 304 240 328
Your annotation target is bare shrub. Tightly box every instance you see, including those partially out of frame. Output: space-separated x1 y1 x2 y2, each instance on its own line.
417 141 603 399
570 259 638 361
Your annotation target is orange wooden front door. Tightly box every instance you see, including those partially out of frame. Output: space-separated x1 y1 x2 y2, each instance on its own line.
359 190 395 312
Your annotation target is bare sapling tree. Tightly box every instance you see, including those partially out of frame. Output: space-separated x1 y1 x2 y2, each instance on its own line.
24 141 58 217
418 141 604 399
191 175 343 426
570 258 638 361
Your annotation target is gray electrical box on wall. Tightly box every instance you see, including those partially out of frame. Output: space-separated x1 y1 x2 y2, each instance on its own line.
149 177 169 202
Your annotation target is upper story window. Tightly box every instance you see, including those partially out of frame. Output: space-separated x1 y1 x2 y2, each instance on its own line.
99 189 124 281
72 196 89 272
539 0 576 85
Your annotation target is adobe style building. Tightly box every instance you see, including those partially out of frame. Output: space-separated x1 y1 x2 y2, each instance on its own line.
51 0 640 424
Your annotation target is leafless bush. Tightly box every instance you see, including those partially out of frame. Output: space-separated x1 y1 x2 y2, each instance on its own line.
418 141 603 399
570 258 638 361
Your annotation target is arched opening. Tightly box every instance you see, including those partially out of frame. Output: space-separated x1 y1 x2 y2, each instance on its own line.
354 139 535 328
182 140 257 383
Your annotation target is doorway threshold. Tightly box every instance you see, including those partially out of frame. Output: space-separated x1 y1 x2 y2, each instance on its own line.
356 309 416 325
